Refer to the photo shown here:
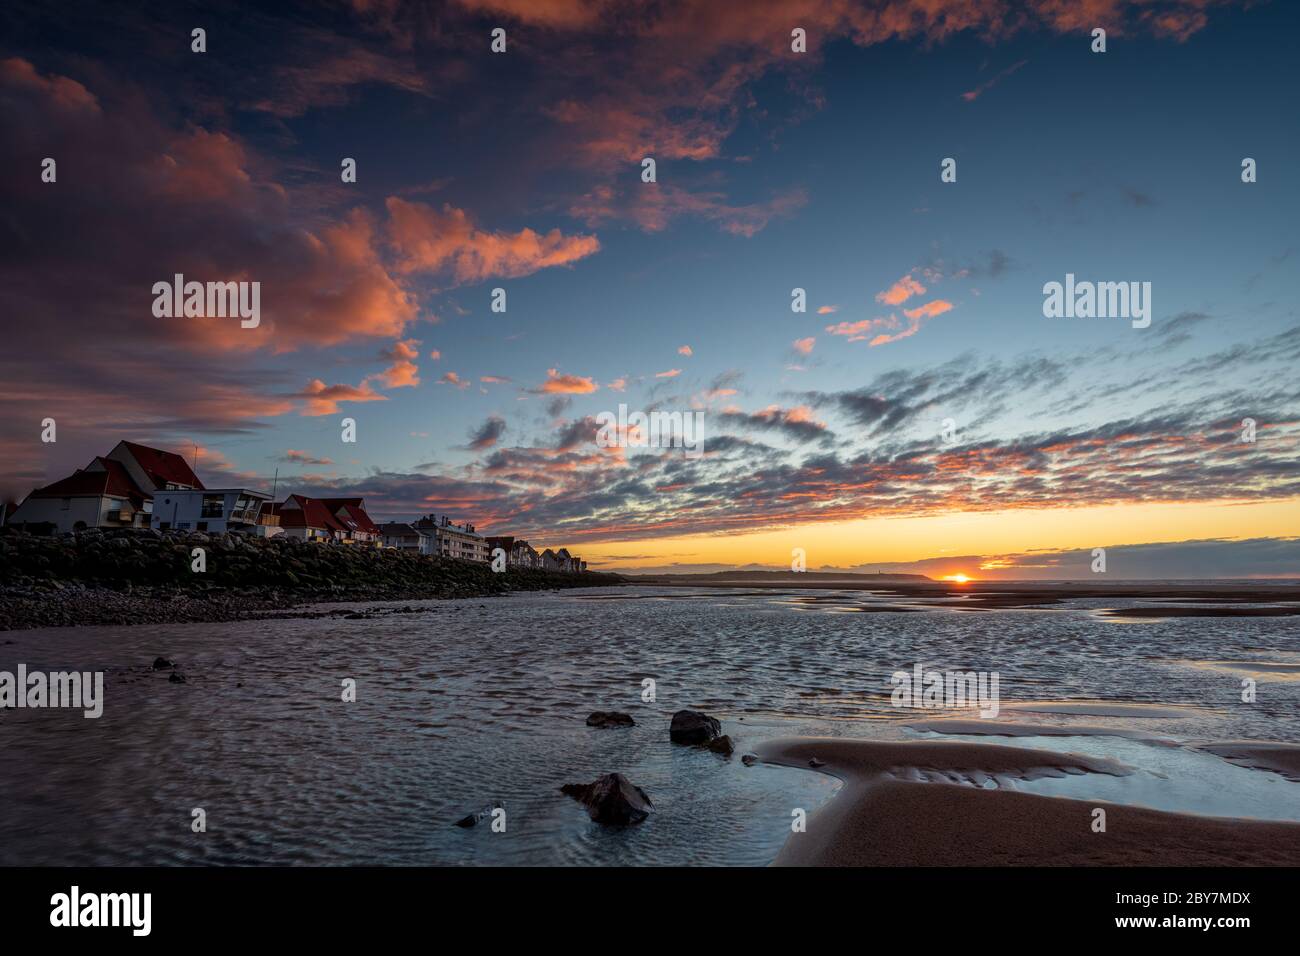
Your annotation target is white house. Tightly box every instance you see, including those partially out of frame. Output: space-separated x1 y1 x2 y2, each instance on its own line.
379 522 437 554
150 488 271 533
8 441 206 535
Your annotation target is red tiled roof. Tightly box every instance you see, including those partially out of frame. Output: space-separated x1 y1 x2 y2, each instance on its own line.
320 498 380 535
119 441 204 490
278 494 346 532
26 457 147 508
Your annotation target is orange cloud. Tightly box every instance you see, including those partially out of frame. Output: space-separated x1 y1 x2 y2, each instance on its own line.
656 368 682 378
793 337 815 355
385 197 600 283
297 378 387 416
876 274 926 306
678 345 693 356
371 338 421 388
903 299 955 320
438 371 471 389
538 368 598 394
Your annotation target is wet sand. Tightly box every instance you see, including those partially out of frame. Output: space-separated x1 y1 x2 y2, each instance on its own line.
629 577 1300 615
1193 741 1300 782
757 736 1300 866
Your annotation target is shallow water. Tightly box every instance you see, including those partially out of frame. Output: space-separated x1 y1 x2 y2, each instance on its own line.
0 585 1296 865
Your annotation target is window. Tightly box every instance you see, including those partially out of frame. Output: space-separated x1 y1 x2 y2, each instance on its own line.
201 495 225 518
196 522 208 531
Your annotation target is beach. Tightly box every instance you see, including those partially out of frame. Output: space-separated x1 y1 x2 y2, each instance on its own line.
756 736 1300 866
1 583 1296 866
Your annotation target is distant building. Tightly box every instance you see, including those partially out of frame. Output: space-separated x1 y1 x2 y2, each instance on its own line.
379 521 436 554
414 514 489 562
8 441 207 534
151 488 270 533
484 535 540 569
540 548 560 571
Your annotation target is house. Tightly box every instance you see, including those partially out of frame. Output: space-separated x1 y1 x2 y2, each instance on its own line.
8 441 205 534
8 456 152 533
151 488 271 533
274 495 346 542
379 521 436 554
514 540 541 569
540 548 561 571
415 514 488 562
485 536 542 569
105 440 202 493
556 548 576 573
320 497 381 546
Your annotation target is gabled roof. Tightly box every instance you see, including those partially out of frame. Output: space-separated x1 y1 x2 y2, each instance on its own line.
117 441 203 490
540 548 557 559
278 494 346 532
320 498 380 535
26 457 147 508
485 535 515 551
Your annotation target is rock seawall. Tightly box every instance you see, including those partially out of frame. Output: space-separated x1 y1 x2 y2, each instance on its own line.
0 528 623 631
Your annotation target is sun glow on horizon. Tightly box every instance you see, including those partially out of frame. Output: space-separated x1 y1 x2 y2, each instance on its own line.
942 574 972 583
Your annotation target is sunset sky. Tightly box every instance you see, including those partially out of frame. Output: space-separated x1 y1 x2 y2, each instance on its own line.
2 0 1297 577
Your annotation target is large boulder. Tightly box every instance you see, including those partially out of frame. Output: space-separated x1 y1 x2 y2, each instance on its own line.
560 773 653 825
669 709 721 745
586 711 635 728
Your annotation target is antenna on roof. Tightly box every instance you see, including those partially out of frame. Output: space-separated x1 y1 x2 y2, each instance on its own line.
271 468 279 503
192 442 199 474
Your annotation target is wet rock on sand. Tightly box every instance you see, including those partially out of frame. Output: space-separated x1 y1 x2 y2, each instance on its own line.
669 709 721 745
704 735 735 756
168 672 186 684
454 803 504 828
561 773 653 825
586 711 635 728
742 754 759 766
151 657 175 670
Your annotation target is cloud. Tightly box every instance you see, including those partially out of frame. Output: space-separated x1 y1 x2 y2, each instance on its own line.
282 449 336 466
296 378 387 416
793 337 815 355
656 368 682 378
537 368 599 394
816 305 839 315
468 415 508 450
678 345 693 356
719 404 830 444
371 338 421 388
385 197 600 283
876 274 926 306
438 371 472 389
961 58 1027 101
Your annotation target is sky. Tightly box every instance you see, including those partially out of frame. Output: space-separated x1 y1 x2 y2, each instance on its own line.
1 0 1297 578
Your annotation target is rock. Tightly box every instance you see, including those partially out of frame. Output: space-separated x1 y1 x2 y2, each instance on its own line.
151 657 175 670
168 672 187 684
586 711 635 728
560 773 653 825
703 734 734 755
808 757 825 768
454 803 503 828
741 753 759 766
669 709 721 745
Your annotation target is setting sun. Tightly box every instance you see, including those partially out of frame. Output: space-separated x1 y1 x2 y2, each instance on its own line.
943 574 972 584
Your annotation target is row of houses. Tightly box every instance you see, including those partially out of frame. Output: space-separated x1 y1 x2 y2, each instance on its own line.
3 440 588 570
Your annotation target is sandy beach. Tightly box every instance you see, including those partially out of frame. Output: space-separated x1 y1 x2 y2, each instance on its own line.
756 736 1300 866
